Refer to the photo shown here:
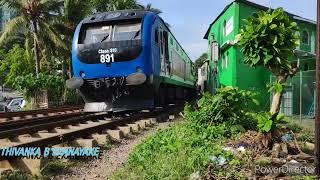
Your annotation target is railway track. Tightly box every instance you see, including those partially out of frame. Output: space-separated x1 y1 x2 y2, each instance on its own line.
0 105 182 175
0 106 83 122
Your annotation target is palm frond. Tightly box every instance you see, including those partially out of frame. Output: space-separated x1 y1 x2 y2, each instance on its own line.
0 0 23 13
0 16 26 47
39 21 68 50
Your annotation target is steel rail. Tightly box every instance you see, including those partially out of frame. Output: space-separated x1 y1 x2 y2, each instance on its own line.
0 106 83 119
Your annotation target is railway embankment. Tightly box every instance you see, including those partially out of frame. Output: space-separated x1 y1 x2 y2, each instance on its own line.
112 87 316 179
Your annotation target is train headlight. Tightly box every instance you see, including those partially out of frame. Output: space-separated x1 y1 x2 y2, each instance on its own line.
126 73 147 85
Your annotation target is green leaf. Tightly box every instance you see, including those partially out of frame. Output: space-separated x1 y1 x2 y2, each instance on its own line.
262 119 273 132
270 24 277 29
272 36 278 45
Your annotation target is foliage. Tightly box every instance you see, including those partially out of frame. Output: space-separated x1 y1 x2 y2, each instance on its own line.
0 170 31 180
238 8 299 74
113 88 257 179
0 44 34 87
41 160 76 177
0 0 68 75
137 3 162 14
113 120 237 179
267 82 287 93
12 73 64 100
297 129 314 143
194 53 207 75
256 112 285 133
287 121 303 133
90 0 140 12
195 87 258 128
238 8 300 131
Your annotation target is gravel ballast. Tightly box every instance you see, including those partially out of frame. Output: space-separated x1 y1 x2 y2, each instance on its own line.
52 122 172 180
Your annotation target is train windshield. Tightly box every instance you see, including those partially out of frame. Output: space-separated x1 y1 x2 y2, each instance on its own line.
83 26 112 44
113 23 141 41
80 22 141 44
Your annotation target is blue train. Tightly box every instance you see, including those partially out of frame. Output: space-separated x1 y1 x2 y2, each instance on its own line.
67 10 196 112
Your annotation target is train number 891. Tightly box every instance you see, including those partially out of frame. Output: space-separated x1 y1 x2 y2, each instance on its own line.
100 53 115 63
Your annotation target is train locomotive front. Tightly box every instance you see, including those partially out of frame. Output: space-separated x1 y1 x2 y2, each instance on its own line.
67 10 196 112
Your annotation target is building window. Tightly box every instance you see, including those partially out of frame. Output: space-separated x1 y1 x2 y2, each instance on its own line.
221 55 225 69
176 44 179 52
302 30 309 45
225 52 229 69
223 20 227 36
221 51 229 70
170 37 173 45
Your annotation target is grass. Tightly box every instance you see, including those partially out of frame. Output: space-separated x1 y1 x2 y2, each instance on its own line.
41 160 77 177
287 116 315 132
112 121 231 179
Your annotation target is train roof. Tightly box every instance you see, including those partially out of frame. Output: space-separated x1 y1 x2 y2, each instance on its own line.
82 10 151 24
204 0 316 39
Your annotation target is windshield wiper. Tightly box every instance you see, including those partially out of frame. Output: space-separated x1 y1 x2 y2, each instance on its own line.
101 34 110 42
131 30 140 40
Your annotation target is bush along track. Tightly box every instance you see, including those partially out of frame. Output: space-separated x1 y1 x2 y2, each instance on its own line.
112 87 316 179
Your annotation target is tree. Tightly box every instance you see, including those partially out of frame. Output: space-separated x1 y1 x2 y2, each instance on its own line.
195 53 208 69
137 3 162 14
54 0 91 80
0 0 67 75
0 45 34 87
90 0 140 12
238 8 299 136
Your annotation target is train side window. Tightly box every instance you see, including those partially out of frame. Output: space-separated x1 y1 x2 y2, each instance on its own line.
160 31 164 54
163 31 169 60
155 29 159 44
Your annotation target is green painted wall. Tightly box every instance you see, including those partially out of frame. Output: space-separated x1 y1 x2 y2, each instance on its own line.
206 1 316 111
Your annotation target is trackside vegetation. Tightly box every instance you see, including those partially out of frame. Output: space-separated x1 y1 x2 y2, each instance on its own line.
112 87 259 179
112 87 316 179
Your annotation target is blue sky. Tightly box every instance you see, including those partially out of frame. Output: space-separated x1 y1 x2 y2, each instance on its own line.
138 0 317 61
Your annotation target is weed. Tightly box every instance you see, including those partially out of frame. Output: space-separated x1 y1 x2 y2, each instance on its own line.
0 170 31 180
287 122 303 133
297 130 314 143
41 160 75 177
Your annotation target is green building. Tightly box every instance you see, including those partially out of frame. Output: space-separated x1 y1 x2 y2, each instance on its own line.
203 0 316 114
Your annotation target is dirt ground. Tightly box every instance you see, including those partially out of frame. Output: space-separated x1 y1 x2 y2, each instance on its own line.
52 121 172 180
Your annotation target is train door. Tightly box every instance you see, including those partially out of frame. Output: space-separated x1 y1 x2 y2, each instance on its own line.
159 28 165 74
159 27 170 76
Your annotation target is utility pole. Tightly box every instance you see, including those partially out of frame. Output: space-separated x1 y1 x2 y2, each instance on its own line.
316 0 320 176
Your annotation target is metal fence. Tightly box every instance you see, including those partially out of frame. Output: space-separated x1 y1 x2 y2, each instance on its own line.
271 70 315 129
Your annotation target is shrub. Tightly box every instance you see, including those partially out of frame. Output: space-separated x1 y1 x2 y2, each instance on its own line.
186 87 259 130
12 73 64 102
